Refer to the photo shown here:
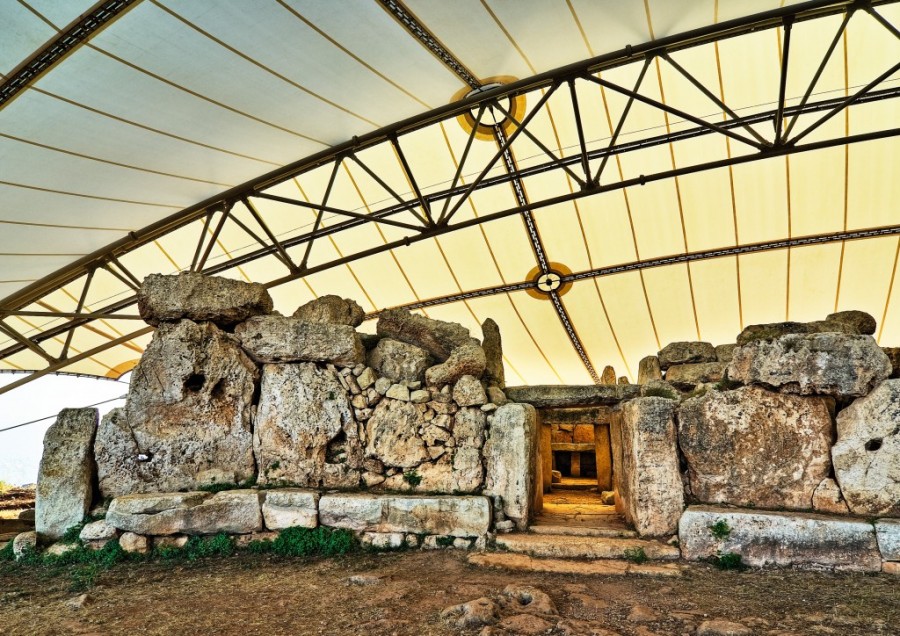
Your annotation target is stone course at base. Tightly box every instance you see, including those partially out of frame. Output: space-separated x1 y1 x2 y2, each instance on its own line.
678 506 882 572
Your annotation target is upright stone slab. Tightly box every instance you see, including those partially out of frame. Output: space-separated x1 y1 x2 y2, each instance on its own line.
481 318 505 389
611 398 683 537
728 333 890 398
832 380 900 516
137 272 273 327
319 493 490 537
637 356 662 384
95 320 258 497
678 386 833 510
235 315 364 367
255 363 362 488
484 404 538 530
35 408 98 541
679 506 882 571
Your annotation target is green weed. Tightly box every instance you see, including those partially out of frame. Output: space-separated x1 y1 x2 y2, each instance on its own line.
708 519 732 540
623 547 648 564
707 551 745 571
403 471 422 487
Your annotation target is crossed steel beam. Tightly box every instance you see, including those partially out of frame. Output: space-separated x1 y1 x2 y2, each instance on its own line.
1 0 899 390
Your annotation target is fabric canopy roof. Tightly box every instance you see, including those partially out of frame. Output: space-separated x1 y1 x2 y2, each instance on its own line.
0 0 898 393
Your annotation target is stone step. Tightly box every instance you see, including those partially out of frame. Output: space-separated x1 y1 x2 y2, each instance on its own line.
529 523 637 539
468 552 681 577
550 482 596 491
495 532 680 561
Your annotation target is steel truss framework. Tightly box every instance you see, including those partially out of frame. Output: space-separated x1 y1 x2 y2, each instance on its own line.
1 0 899 394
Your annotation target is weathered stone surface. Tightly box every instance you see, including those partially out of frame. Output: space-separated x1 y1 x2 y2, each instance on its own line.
119 532 149 554
107 490 263 536
637 356 662 384
453 375 487 407
715 344 737 363
678 506 882 571
261 489 319 530
876 519 900 561
611 398 683 537
696 620 752 636
319 493 490 537
361 532 404 550
235 315 363 367
366 338 431 382
826 310 877 335
678 386 832 510
35 408 98 542
292 294 364 327
812 478 850 515
425 342 486 386
377 308 474 361
487 386 508 406
640 380 681 401
137 272 272 327
832 380 900 516
728 333 890 398
153 535 189 550
882 346 900 380
665 362 725 389
658 341 716 370
255 363 361 489
46 542 78 558
601 366 617 385
79 520 119 543
365 399 428 468
505 384 639 408
736 321 816 346
385 383 410 401
481 318 505 389
455 407 487 449
13 531 36 559
440 597 499 628
96 321 258 497
484 404 539 530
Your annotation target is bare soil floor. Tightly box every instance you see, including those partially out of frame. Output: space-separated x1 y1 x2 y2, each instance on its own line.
1 550 897 636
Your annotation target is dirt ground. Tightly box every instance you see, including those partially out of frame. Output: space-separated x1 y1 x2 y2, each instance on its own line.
1 550 897 636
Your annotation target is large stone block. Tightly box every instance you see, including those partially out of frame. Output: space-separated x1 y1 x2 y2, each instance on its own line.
664 362 725 389
377 308 474 361
255 363 361 488
728 333 890 398
678 506 882 571
137 272 272 327
96 320 258 497
637 356 662 384
425 342 486 386
504 384 639 408
611 398 683 537
481 318 505 389
657 341 716 370
735 311 876 346
107 490 263 536
678 386 833 510
875 519 900 561
262 489 319 530
367 338 432 382
832 380 900 516
483 403 538 530
35 408 98 541
235 315 364 367
292 295 364 327
319 493 490 537
365 399 429 468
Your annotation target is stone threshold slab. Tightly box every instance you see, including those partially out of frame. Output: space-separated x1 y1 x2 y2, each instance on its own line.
468 552 681 577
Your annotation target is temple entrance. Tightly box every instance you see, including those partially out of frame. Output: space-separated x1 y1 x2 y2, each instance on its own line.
533 408 632 536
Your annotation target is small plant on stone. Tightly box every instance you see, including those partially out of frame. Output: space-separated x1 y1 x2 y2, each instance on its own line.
708 551 744 571
623 547 648 564
403 470 422 487
708 519 731 540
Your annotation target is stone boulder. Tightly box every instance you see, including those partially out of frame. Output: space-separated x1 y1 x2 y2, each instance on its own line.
425 342 486 386
481 318 505 388
13 531 37 559
376 308 474 361
876 519 900 561
106 490 263 536
35 408 98 541
678 506 882 571
365 399 429 469
137 272 272 327
453 375 487 407
728 333 890 398
736 310 878 346
292 294 364 327
657 341 716 370
366 338 431 382
664 362 725 390
637 356 662 384
261 489 319 530
678 386 833 510
715 344 737 363
832 380 900 516
483 404 539 530
255 363 361 489
600 366 617 385
235 315 364 367
79 519 119 543
883 347 900 379
611 398 683 537
95 320 258 497
826 310 877 335
319 493 490 537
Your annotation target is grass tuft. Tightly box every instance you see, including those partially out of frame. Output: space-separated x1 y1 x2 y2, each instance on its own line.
623 547 648 564
707 551 745 571
708 519 732 540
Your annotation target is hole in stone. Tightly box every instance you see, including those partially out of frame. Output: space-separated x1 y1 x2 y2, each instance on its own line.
865 438 883 452
210 379 226 399
184 374 205 392
327 430 348 464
